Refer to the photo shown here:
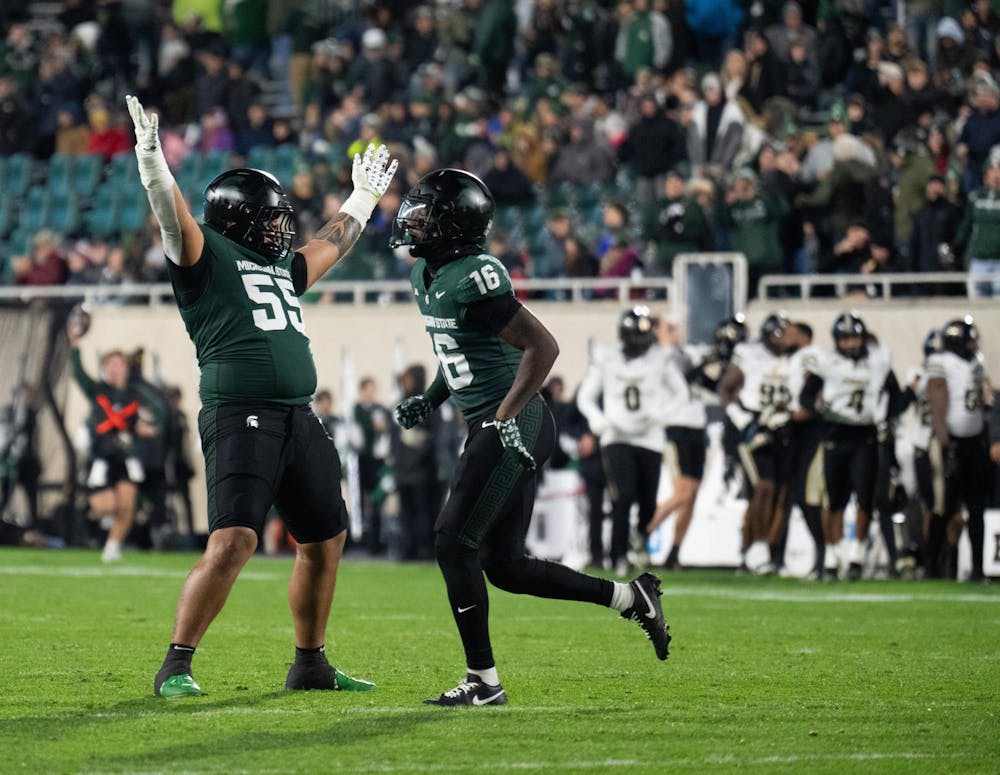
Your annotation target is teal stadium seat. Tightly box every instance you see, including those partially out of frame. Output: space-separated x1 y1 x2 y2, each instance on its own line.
272 144 301 185
106 153 140 184
46 153 73 192
117 192 150 234
0 198 16 240
247 146 274 172
83 183 123 237
48 190 80 234
20 187 51 232
4 154 33 199
71 154 103 198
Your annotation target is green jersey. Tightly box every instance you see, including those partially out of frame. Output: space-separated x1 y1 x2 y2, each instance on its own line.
171 225 317 407
410 253 522 422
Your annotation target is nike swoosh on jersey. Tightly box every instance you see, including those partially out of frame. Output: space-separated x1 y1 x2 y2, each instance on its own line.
482 420 496 428
473 690 505 705
435 291 447 298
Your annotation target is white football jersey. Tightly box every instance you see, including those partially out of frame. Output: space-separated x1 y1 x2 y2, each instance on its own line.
925 351 987 437
732 341 791 414
786 344 820 413
810 345 893 425
667 346 708 429
577 343 689 452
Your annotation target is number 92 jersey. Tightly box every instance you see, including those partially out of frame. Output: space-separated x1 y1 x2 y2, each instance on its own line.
410 253 523 423
171 225 316 406
925 350 986 437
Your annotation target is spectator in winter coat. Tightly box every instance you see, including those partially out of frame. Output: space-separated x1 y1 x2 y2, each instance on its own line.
766 1 817 65
619 94 687 204
482 149 536 207
687 73 745 179
740 30 784 115
549 119 617 185
641 170 712 276
615 0 672 81
909 175 963 274
958 78 1000 190
718 168 788 296
955 148 1000 296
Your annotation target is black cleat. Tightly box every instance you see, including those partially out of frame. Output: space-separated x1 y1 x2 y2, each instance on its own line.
621 572 671 660
285 662 375 691
847 562 863 581
423 674 508 707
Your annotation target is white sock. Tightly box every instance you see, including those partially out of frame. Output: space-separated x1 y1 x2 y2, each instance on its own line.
609 581 635 612
104 539 122 553
824 547 838 570
468 666 500 686
850 538 865 565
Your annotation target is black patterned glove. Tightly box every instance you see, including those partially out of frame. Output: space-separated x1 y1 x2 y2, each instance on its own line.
495 417 536 471
394 395 432 429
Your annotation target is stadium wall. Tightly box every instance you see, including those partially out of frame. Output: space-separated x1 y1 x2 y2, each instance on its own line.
66 298 1000 534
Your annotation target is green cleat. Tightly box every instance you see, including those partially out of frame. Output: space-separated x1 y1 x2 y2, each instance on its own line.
156 674 204 699
285 661 376 691
333 668 376 692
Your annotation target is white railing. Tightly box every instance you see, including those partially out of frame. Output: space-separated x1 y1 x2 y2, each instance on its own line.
758 271 1000 300
0 277 674 306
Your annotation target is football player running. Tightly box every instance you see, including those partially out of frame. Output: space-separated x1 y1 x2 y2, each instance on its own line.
391 170 670 706
126 95 398 697
578 306 689 577
799 313 904 580
925 318 990 581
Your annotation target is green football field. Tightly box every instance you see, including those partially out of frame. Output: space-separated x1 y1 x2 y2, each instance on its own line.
1 549 998 774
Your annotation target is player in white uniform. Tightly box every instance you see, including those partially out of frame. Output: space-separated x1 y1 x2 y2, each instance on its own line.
645 320 710 570
925 317 990 581
783 322 826 578
799 313 902 580
900 329 942 575
718 312 793 572
577 306 688 576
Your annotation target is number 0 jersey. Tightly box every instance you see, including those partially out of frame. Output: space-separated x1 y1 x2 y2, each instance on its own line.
410 253 523 422
807 345 893 426
925 350 987 437
577 343 689 453
169 225 317 407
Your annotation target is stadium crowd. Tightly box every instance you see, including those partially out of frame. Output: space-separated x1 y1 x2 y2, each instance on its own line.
1 0 1000 295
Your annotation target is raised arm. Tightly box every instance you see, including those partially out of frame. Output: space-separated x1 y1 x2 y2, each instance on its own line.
126 95 203 267
295 144 398 291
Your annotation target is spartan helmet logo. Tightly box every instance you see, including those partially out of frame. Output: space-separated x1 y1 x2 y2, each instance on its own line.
246 415 259 429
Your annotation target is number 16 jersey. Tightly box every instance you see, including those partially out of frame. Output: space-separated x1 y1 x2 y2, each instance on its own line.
169 225 317 407
410 253 523 423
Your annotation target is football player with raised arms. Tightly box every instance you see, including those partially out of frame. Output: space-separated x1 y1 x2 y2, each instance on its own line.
125 95 399 697
390 169 670 706
577 306 690 577
925 318 990 581
799 313 903 580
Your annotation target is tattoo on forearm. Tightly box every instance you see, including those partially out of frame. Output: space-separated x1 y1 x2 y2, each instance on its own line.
315 213 362 256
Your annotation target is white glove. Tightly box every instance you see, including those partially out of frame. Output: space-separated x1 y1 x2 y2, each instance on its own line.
126 94 160 155
339 143 399 227
126 94 181 262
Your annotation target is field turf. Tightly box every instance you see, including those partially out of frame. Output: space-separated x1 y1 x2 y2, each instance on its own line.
0 548 998 774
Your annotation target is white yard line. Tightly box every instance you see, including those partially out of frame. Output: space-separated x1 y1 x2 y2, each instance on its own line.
76 750 975 775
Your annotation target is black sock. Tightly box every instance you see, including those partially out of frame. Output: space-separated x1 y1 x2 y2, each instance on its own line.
967 509 985 577
294 645 328 666
483 557 614 606
926 515 946 577
803 505 824 573
665 545 680 567
155 643 195 693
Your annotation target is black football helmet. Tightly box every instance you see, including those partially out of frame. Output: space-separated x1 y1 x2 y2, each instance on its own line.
619 305 658 358
389 168 495 262
832 312 868 360
942 316 979 360
922 328 942 359
714 314 747 362
204 168 295 264
759 311 789 354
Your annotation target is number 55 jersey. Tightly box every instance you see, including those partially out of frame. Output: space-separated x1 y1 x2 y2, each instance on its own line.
169 225 317 406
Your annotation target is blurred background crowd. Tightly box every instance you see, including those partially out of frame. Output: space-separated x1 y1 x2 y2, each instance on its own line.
2 0 1000 296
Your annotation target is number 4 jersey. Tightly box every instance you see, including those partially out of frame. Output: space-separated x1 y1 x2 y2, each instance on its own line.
169 225 317 406
410 253 523 422
806 345 894 425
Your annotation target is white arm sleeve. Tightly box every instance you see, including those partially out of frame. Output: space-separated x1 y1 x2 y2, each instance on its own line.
136 148 184 265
